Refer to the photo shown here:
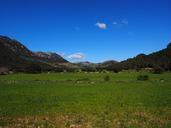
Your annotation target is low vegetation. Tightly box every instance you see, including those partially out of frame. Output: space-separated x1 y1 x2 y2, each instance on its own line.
104 75 110 82
137 75 149 81
0 71 170 127
1 36 171 74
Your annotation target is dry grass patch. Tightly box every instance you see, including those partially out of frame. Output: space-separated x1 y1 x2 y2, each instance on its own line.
0 114 93 128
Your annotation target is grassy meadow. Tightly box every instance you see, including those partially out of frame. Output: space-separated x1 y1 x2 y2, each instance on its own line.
0 71 171 128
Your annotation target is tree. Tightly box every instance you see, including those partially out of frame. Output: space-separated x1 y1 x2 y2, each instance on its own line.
137 75 149 81
152 66 164 74
167 42 171 49
25 64 42 73
104 75 110 82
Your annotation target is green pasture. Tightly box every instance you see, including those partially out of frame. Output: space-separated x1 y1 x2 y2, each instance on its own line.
0 71 170 127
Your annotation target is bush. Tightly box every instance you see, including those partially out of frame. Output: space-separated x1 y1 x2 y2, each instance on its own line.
76 78 90 82
152 67 163 74
104 75 110 82
137 75 149 81
25 64 42 73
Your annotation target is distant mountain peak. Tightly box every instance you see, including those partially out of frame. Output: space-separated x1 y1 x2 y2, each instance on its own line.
0 35 34 56
34 51 67 63
167 42 171 49
0 35 68 69
1 35 171 72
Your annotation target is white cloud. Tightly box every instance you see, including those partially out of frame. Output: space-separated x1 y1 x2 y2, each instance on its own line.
95 22 107 29
112 19 128 28
67 53 85 59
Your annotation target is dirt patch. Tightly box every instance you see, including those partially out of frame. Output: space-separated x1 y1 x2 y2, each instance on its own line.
0 114 92 128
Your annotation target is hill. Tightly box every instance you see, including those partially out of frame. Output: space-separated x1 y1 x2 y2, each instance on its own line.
0 36 69 72
119 43 171 71
0 35 171 72
93 43 171 72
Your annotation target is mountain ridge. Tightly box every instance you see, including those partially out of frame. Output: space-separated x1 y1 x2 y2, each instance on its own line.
0 35 171 72
0 36 69 71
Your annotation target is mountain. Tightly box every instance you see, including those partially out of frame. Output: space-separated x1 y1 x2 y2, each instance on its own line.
77 61 97 67
0 35 68 71
0 35 170 73
76 61 98 71
98 60 118 67
34 51 68 63
96 60 119 72
75 61 119 72
91 43 171 72
119 43 171 71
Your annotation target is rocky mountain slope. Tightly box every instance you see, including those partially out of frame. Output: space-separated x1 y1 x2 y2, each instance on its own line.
0 36 68 71
119 43 171 71
0 35 170 72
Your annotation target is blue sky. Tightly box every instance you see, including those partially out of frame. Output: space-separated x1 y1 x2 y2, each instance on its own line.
0 0 171 62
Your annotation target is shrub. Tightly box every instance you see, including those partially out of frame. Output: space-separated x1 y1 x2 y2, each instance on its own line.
152 67 163 74
75 78 91 84
104 75 110 82
137 75 149 81
25 64 42 73
76 78 90 82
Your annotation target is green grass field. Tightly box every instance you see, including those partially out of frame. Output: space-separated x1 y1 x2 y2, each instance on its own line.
0 71 171 128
